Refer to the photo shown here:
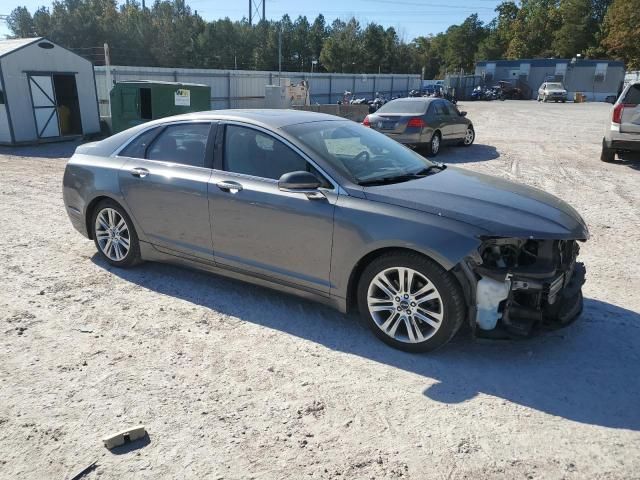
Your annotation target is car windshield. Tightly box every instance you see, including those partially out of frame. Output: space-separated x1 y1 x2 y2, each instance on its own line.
546 83 564 89
282 120 437 185
375 100 429 115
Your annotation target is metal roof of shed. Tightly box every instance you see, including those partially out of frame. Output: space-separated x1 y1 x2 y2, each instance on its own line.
0 37 42 58
116 80 208 87
476 58 625 68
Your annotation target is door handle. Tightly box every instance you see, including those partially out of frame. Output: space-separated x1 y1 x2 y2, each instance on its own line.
216 181 243 193
130 167 149 178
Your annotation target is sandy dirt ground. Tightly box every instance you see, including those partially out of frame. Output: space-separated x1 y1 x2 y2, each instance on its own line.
1 101 639 480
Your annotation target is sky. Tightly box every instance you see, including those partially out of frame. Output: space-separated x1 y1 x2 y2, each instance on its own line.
1 0 504 41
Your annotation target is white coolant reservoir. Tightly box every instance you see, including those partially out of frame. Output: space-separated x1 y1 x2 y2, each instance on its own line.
476 277 511 330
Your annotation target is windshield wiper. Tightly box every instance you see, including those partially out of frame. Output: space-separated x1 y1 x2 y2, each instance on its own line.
358 163 446 186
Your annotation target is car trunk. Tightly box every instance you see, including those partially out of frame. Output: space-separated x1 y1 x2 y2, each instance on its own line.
371 114 409 134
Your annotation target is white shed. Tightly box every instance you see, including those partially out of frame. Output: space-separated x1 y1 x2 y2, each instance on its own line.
0 37 100 145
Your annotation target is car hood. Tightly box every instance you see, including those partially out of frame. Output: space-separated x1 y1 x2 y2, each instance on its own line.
545 88 566 93
363 166 589 239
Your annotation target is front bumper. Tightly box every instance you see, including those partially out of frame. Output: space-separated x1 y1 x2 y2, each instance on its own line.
461 247 586 338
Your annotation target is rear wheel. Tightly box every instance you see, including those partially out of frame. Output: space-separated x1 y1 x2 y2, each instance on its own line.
91 199 141 268
426 131 441 156
357 252 466 353
600 138 616 162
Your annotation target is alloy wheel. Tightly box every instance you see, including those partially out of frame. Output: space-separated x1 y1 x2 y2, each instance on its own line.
367 267 444 343
95 207 131 262
431 134 440 154
464 128 475 145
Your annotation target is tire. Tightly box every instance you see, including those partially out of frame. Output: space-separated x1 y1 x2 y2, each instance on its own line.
460 126 475 147
561 99 566 103
357 252 466 353
600 139 616 163
426 131 441 156
91 199 142 268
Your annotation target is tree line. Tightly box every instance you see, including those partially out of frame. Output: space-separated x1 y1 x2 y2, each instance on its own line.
6 0 640 75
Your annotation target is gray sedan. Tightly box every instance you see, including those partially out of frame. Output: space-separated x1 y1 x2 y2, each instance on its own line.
63 110 587 352
364 98 475 155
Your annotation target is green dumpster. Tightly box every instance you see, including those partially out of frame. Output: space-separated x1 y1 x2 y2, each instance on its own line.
110 80 211 133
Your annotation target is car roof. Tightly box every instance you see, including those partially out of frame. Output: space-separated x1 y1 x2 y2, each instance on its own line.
85 109 348 157
386 97 434 103
166 109 345 129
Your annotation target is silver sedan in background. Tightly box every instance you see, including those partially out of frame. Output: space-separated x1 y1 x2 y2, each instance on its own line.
364 98 475 155
63 110 587 353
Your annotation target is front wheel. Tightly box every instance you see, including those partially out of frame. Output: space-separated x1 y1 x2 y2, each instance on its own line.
92 199 142 267
461 127 475 147
357 252 466 353
426 131 441 156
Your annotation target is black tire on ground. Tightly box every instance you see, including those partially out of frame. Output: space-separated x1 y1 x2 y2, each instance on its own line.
426 131 441 156
600 139 616 163
357 251 466 353
91 198 142 268
561 99 566 103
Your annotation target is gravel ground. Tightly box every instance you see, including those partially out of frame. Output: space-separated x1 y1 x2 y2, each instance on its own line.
1 101 639 480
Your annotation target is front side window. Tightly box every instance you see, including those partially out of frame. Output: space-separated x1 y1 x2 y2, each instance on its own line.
147 123 211 167
283 120 436 185
224 125 311 180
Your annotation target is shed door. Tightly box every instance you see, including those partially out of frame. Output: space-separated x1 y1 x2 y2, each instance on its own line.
29 75 60 138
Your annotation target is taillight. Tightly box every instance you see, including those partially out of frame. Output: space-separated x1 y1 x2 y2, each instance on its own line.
612 104 624 124
362 116 371 127
613 103 638 124
407 117 426 128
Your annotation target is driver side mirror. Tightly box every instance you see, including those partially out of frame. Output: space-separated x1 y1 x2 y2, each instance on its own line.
278 171 322 192
459 111 467 117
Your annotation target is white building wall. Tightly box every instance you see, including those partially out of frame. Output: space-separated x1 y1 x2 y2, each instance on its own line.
1 40 100 142
94 66 422 116
0 105 10 142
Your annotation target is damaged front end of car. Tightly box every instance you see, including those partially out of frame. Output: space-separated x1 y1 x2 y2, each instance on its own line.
457 237 586 338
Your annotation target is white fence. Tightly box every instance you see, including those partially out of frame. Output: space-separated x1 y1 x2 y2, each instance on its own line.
94 65 422 117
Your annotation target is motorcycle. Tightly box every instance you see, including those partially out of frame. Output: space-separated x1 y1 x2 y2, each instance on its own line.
368 92 387 113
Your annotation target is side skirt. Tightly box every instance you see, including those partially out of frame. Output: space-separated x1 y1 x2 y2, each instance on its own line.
138 241 347 313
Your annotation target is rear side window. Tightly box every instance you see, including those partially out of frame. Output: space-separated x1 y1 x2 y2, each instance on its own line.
120 127 160 158
147 123 211 167
624 84 640 104
434 101 449 115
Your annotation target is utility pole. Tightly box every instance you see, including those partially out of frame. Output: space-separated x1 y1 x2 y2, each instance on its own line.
104 43 113 117
248 0 265 25
278 27 282 77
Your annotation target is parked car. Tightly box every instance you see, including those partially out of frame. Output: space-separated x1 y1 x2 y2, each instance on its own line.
537 82 567 103
63 110 588 352
493 80 523 100
601 81 640 162
363 97 474 155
